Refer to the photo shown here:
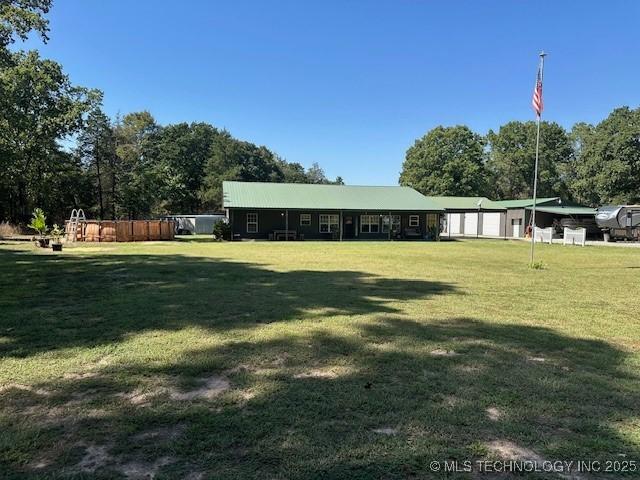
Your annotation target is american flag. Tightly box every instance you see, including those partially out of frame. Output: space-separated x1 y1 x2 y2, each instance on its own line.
532 65 543 117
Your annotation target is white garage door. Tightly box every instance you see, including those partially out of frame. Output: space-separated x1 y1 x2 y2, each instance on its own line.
449 213 462 234
482 213 501 237
464 213 478 236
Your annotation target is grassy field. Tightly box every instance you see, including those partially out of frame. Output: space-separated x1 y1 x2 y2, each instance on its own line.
1 238 639 479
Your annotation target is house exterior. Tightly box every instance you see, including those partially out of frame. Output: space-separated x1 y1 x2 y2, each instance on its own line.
430 197 507 238
223 181 443 241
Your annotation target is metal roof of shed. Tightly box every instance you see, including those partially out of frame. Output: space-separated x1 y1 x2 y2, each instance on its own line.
429 196 506 210
223 181 443 211
526 206 596 215
494 197 560 208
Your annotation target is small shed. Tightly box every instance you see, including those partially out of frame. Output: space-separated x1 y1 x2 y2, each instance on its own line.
163 215 226 234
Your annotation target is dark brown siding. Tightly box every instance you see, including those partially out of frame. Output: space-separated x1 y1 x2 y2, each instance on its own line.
228 209 440 240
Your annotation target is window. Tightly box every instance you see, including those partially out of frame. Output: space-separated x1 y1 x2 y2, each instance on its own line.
409 215 420 227
300 213 311 226
381 215 401 233
319 214 339 233
360 215 380 233
247 213 258 233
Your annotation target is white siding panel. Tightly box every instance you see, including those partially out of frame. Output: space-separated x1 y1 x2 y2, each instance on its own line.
449 213 462 234
482 213 501 236
464 213 478 236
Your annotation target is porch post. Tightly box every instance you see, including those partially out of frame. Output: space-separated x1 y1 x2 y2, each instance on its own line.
388 211 392 241
285 209 288 241
340 210 343 241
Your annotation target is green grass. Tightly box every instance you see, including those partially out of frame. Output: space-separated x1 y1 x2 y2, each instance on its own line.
1 239 639 479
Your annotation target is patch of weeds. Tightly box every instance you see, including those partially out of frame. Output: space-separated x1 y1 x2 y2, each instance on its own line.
528 260 545 270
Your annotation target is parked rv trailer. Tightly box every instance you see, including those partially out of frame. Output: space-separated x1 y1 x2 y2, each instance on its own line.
595 205 640 241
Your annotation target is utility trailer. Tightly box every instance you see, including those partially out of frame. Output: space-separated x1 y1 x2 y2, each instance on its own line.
595 205 640 242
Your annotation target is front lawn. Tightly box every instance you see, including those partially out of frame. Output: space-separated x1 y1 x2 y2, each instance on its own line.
1 239 639 479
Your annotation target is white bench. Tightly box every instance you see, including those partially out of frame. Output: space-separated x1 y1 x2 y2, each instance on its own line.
533 227 553 244
563 227 586 247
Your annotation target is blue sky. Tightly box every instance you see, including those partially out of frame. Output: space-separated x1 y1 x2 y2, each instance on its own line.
19 0 640 184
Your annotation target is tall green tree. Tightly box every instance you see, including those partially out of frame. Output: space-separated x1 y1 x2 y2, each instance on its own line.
147 122 220 214
569 107 640 205
0 50 99 222
75 109 116 219
486 121 572 200
0 0 51 62
276 158 308 183
113 111 160 218
199 131 283 211
399 125 487 196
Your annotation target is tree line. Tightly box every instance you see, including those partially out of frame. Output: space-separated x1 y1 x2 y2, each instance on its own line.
0 1 342 224
399 109 640 207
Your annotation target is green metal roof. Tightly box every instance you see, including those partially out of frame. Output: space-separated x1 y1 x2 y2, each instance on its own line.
494 197 560 208
526 206 596 215
429 196 506 210
223 181 443 211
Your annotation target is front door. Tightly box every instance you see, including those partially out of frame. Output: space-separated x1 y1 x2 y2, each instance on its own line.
343 216 355 239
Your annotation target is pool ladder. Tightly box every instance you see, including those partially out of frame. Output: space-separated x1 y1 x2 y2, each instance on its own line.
65 209 86 242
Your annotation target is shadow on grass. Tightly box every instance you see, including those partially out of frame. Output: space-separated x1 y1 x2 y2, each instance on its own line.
2 315 639 479
0 248 453 358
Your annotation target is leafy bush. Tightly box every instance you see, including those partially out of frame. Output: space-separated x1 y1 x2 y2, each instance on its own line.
28 208 48 236
212 220 231 241
50 224 65 243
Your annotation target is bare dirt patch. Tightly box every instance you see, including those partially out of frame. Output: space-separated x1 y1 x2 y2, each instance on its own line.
118 456 173 480
78 444 112 473
430 349 458 357
0 383 51 396
293 366 351 379
115 374 232 406
116 388 158 406
484 439 586 480
169 375 230 401
527 356 546 363
75 443 174 479
486 407 502 421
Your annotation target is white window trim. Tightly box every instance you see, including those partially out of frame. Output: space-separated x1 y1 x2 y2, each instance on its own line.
409 215 420 227
381 215 401 233
360 215 380 233
300 213 311 226
247 213 258 233
319 214 339 233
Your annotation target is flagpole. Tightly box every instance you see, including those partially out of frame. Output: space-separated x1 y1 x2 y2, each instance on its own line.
530 51 546 264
